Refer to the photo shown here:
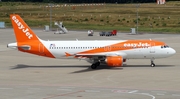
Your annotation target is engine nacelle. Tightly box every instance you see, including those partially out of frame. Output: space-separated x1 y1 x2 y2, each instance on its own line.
105 56 123 67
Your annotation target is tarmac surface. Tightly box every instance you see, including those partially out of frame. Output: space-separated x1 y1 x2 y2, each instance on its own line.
0 28 180 99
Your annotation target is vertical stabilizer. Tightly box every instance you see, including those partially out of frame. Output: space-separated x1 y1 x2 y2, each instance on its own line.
9 14 55 58
10 14 39 42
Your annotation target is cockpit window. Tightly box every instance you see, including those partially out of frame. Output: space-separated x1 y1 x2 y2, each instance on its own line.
161 45 169 48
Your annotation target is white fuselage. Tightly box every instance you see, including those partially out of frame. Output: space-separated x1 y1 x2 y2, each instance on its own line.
40 40 175 59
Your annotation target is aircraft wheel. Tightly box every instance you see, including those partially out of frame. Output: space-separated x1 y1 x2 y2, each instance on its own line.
151 63 155 67
150 59 155 67
91 64 97 69
91 62 100 69
96 62 100 66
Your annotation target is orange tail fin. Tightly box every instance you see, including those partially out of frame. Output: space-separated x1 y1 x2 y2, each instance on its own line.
10 14 55 58
10 14 39 42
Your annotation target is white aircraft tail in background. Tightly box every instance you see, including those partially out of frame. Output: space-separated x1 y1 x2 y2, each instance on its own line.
157 0 166 4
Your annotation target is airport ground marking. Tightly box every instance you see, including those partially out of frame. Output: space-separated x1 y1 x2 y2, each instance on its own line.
172 94 180 97
107 73 120 83
43 90 84 99
112 90 156 99
0 88 13 90
56 88 72 91
90 73 103 83
128 90 139 93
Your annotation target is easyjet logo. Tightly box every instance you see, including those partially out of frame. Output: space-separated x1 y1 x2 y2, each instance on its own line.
124 42 150 47
12 16 33 39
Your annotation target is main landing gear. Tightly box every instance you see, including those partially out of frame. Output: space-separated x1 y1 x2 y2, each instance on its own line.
151 59 155 67
91 62 100 69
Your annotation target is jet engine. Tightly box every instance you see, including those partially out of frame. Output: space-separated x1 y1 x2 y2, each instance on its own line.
105 56 123 67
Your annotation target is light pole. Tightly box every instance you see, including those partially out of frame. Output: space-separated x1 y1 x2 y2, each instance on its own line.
49 3 53 31
136 4 140 34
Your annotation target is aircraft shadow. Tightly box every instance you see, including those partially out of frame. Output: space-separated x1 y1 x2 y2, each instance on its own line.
123 64 175 67
72 65 123 73
10 64 123 73
10 64 174 73
11 64 90 69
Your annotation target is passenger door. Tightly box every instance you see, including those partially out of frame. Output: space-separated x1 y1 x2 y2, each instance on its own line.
150 42 155 53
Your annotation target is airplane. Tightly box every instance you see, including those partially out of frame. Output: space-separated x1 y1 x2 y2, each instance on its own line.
7 14 176 69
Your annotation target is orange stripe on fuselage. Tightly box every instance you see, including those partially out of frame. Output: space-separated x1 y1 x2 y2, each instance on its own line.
77 40 165 54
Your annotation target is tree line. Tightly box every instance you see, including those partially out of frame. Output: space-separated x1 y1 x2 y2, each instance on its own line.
1 0 179 3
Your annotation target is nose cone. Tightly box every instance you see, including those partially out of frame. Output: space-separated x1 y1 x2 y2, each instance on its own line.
169 48 176 55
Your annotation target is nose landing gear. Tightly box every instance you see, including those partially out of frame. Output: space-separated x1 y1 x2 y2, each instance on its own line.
151 59 155 67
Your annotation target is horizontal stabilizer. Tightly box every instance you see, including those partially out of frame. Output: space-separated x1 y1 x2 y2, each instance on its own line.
7 43 30 50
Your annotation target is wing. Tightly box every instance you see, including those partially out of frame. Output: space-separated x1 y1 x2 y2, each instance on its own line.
65 52 127 58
